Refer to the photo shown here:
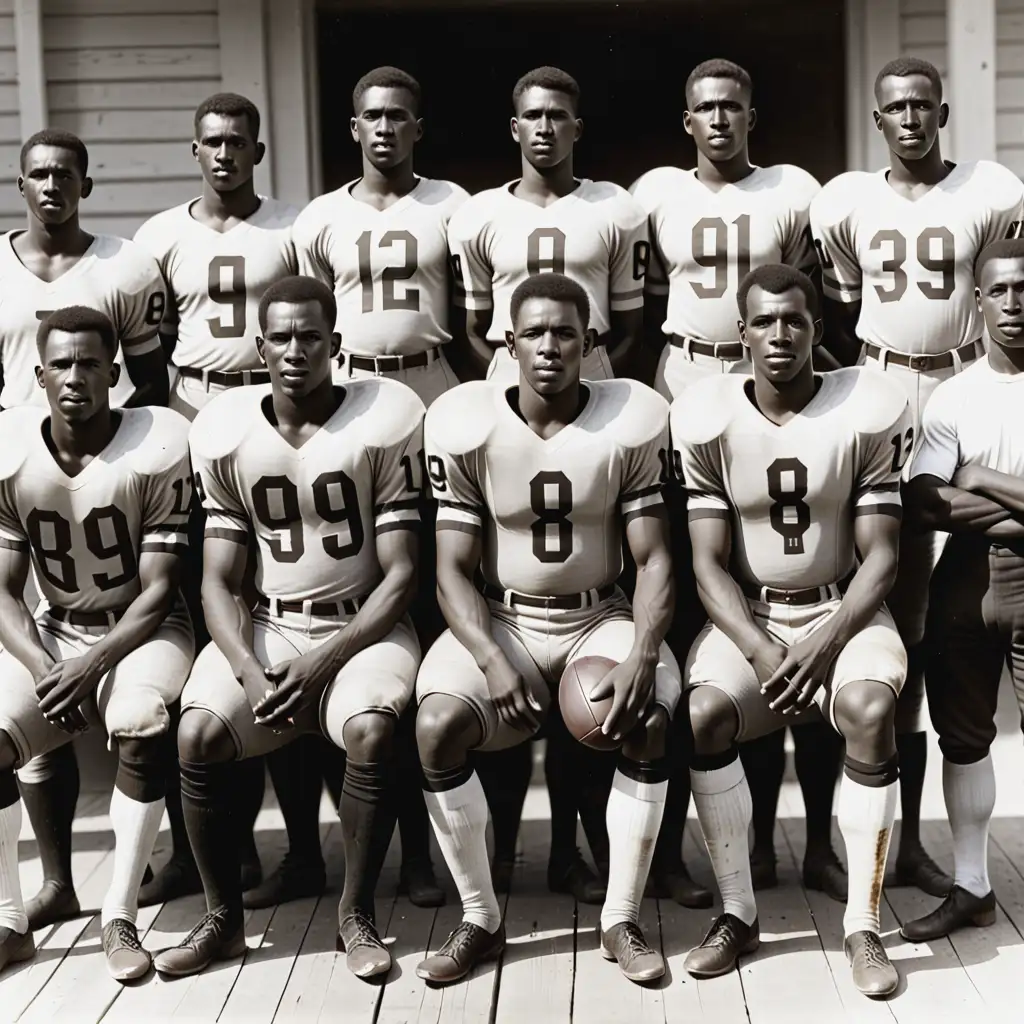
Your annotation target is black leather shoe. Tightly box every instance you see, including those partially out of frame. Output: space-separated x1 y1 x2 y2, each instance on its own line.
0 927 34 975
600 921 665 983
102 918 152 982
645 860 714 909
845 930 898 997
416 920 505 984
803 849 848 903
548 849 605 905
398 858 446 908
894 849 953 898
684 914 760 978
138 855 203 907
900 885 997 942
243 851 326 910
750 849 778 891
25 880 80 929
337 909 391 979
152 908 246 977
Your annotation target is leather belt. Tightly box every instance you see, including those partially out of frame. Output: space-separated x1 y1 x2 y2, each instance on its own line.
480 581 616 610
670 335 745 361
862 338 982 373
257 593 365 618
741 573 853 607
343 348 439 373
47 604 127 627
177 365 271 387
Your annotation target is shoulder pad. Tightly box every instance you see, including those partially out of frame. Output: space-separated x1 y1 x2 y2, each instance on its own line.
121 407 191 476
775 163 822 199
95 235 162 291
669 375 746 446
256 197 300 228
447 187 506 240
588 379 667 447
343 378 425 447
629 166 687 207
417 178 471 208
424 381 498 456
811 171 870 226
189 385 268 462
133 204 189 251
973 160 1024 206
0 407 40 482
843 368 909 434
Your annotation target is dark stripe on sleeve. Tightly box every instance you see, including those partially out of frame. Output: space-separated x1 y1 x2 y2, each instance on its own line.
864 482 900 495
436 521 482 536
623 506 666 526
0 537 29 552
853 503 902 520
687 508 730 522
374 498 421 514
621 483 664 504
375 521 418 536
205 527 249 544
140 541 189 555
438 499 485 515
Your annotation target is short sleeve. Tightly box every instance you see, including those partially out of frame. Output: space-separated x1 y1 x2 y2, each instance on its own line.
0 476 27 551
293 205 336 289
810 194 862 304
371 409 425 536
619 421 667 523
674 436 730 520
780 170 820 273
449 208 493 312
189 438 250 544
140 452 192 557
424 417 485 534
980 168 1024 250
608 200 648 312
909 386 961 484
113 252 167 355
854 402 912 517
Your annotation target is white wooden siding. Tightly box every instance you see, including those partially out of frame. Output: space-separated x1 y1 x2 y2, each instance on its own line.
997 0 1024 175
0 0 19 231
38 0 220 236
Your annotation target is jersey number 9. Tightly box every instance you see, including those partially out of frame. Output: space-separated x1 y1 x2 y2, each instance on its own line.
208 256 247 338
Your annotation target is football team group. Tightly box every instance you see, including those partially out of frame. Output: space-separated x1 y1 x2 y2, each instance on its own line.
0 53 1019 1006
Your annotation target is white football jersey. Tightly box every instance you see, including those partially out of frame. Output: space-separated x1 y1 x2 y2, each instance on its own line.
425 378 667 596
190 379 424 605
0 405 191 613
134 197 298 373
630 164 819 343
811 161 1024 356
672 368 911 591
0 232 166 409
448 178 648 342
911 358 1024 482
293 177 468 356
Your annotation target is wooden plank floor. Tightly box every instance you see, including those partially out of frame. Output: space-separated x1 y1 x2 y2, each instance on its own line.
4 678 1024 1023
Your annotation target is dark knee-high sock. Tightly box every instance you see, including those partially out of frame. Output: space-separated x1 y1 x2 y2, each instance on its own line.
321 738 345 811
394 710 432 866
267 737 324 863
236 755 265 862
339 760 397 918
162 702 193 863
180 759 242 919
738 730 786 855
19 743 79 890
896 730 927 851
654 712 694 868
546 711 583 865
792 720 842 854
477 743 532 865
577 745 615 873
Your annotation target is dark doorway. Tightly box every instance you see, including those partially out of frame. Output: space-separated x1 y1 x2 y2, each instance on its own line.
318 0 846 194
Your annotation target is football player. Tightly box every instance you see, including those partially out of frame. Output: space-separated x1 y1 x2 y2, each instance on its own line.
0 129 170 932
631 58 844 904
0 306 193 980
811 56 1024 896
133 92 307 911
674 265 909 998
901 239 1024 940
294 65 467 907
415 273 678 985
153 277 423 980
448 66 648 383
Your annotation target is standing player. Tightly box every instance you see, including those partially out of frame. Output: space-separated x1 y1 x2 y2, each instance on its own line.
415 273 677 985
0 129 170 932
675 266 909 997
448 66 648 384
631 58 844 902
133 93 307 911
154 277 423 980
901 240 1024 940
811 56 1024 895
0 307 193 980
294 66 467 906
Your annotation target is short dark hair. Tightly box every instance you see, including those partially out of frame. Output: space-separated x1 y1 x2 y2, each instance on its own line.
352 66 422 115
874 57 943 102
513 66 580 113
194 92 261 142
258 276 337 333
685 59 753 104
737 265 820 321
20 129 89 177
510 273 591 330
976 238 1024 284
37 305 116 358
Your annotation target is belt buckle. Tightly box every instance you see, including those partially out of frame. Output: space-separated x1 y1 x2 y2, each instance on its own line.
908 354 931 372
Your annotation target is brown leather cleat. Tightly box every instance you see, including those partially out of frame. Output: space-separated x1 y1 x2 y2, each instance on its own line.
645 859 714 909
153 908 246 977
900 885 997 942
398 858 446 909
894 849 953 898
337 909 392 979
684 914 760 978
26 880 80 929
244 851 326 910
102 918 152 982
845 930 898 998
0 927 35 975
803 849 848 903
416 920 505 985
600 921 665 983
138 855 203 908
548 849 605 905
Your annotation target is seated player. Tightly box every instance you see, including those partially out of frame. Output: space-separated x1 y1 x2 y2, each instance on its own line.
0 307 194 980
415 273 679 985
901 239 1024 940
673 265 909 998
153 277 423 980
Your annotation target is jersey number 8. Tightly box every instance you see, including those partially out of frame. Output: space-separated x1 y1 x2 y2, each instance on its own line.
766 457 811 555
530 470 573 563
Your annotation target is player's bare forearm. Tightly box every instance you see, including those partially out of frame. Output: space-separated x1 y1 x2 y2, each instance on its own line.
123 346 170 407
310 528 418 674
625 508 674 664
201 534 259 676
607 309 643 377
905 474 1014 534
78 552 182 678
822 299 862 367
436 526 503 669
0 549 52 680
689 516 772 660
954 464 1024 517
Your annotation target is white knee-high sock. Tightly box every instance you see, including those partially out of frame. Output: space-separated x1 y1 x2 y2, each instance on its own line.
944 755 996 898
0 799 27 934
102 790 165 927
600 768 668 932
838 774 897 937
690 755 756 926
423 771 501 933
